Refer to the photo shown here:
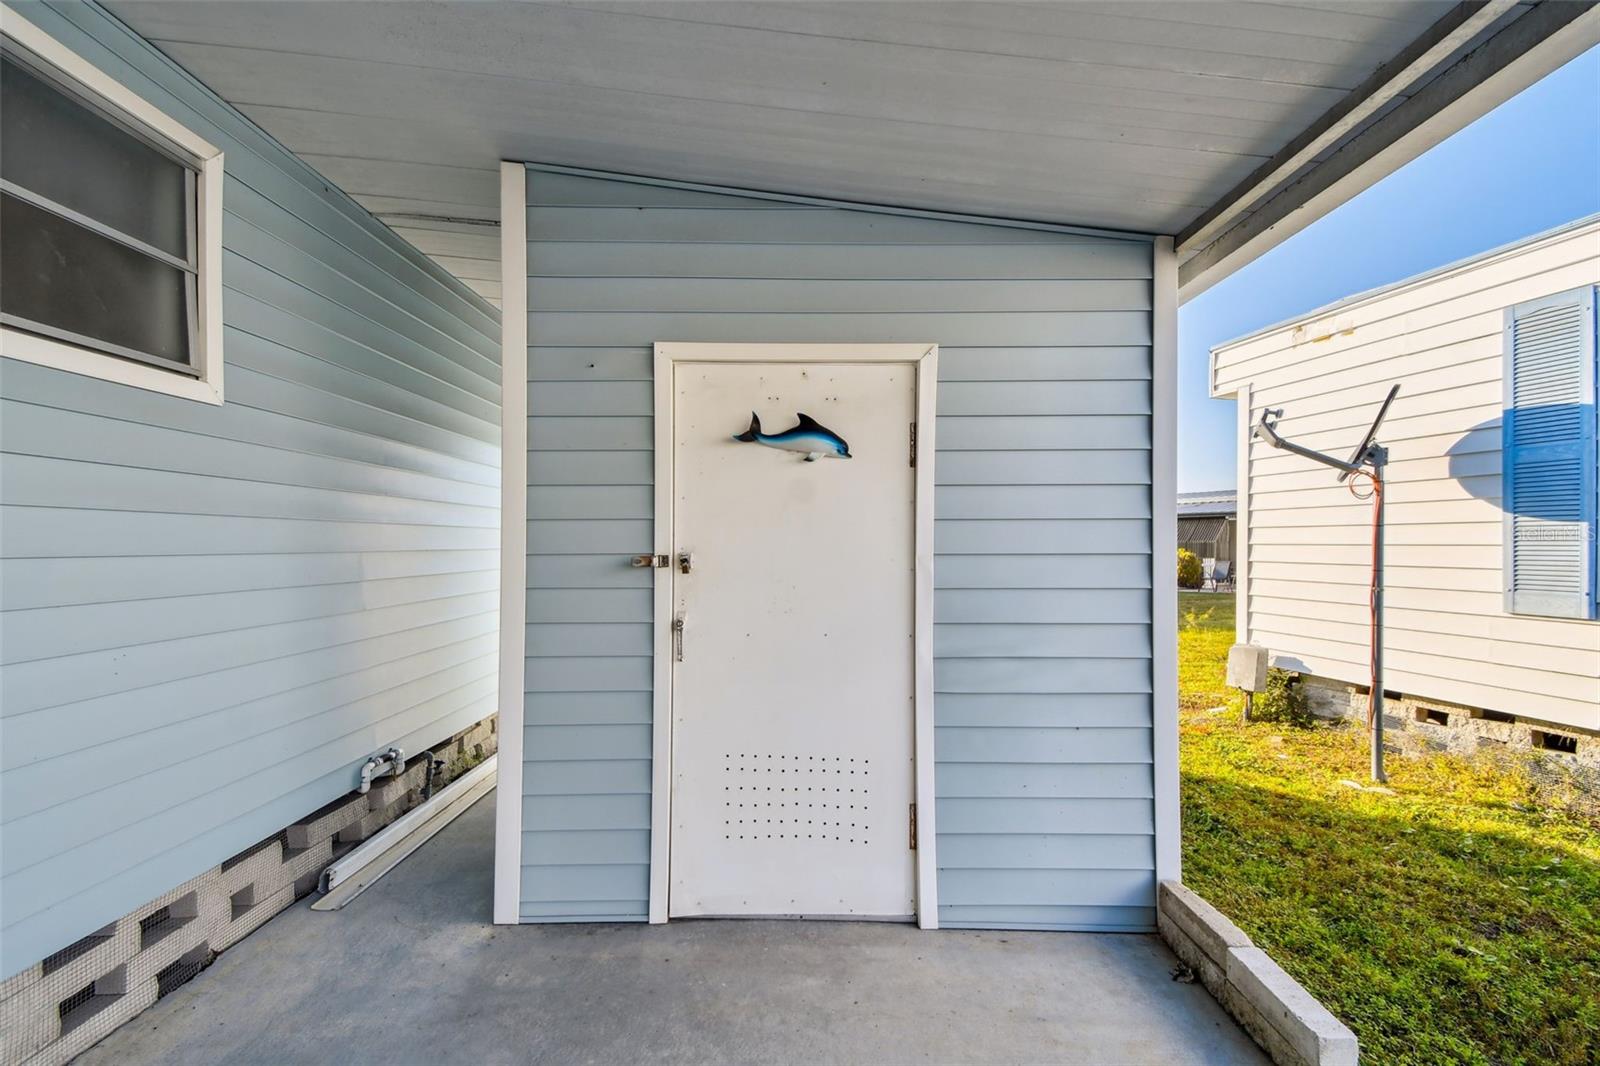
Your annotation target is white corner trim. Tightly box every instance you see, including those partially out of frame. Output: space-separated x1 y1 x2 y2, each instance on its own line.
1151 237 1182 885
912 343 939 929
650 342 940 928
492 161 528 925
1235 383 1252 645
648 343 674 924
0 3 224 404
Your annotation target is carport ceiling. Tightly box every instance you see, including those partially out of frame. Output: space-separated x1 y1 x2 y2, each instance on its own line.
104 1 1595 306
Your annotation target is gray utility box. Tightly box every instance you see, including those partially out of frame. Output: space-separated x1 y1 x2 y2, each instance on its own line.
1227 644 1269 692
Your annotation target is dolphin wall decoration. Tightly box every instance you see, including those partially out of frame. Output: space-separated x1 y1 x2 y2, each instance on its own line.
733 412 851 462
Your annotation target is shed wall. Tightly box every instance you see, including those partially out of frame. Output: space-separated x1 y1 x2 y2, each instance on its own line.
521 168 1157 929
1213 222 1600 731
0 0 500 979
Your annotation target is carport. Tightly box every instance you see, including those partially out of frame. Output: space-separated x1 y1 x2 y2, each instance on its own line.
4 2 1598 1063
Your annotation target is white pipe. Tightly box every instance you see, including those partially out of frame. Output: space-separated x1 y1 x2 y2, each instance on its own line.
357 747 405 794
314 755 497 909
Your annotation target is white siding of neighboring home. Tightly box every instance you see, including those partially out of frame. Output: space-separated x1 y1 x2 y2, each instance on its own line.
1212 220 1600 733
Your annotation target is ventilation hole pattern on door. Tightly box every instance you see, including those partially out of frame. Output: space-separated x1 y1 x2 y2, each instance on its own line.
721 753 871 845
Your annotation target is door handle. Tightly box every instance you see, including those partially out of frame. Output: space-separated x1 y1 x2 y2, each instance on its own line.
672 614 685 662
677 552 693 575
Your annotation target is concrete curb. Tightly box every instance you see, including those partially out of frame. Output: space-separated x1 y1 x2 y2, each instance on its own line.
1158 881 1358 1066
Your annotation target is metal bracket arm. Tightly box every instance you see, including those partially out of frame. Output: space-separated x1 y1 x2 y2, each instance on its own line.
1254 408 1366 475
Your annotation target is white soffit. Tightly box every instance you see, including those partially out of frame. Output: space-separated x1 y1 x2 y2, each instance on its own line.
104 1 1595 302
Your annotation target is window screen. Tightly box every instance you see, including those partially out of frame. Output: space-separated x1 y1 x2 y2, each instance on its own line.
0 52 197 372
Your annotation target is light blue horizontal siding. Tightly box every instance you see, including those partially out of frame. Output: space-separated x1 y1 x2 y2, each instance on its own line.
522 830 651 865
938 906 1155 932
0 1 499 980
0 400 497 506
521 794 653 830
528 278 1150 313
527 311 1149 348
938 833 1154 869
0 360 499 486
0 549 498 610
526 242 1152 281
937 763 1155 798
521 168 1152 929
524 205 1119 245
936 797 1154 834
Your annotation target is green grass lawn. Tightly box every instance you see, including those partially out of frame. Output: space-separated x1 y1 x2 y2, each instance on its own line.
1177 592 1600 1066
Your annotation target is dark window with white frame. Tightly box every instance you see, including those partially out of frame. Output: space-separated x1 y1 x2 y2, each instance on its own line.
1502 286 1599 620
0 13 223 403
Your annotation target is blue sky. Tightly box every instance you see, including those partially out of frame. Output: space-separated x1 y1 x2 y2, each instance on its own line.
1178 44 1600 493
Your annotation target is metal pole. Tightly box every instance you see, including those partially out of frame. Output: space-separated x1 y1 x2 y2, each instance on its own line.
1370 450 1387 784
1255 391 1398 783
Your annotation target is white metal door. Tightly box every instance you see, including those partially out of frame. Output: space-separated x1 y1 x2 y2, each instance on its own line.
669 361 916 918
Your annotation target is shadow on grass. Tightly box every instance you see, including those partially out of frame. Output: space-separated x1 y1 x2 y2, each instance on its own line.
1181 772 1600 1066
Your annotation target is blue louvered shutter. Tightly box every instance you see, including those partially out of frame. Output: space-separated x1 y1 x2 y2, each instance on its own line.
1503 286 1598 619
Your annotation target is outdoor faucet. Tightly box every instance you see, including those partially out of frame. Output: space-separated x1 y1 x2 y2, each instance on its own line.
357 747 406 794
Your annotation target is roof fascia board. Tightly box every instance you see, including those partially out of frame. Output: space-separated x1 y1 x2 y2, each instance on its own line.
1209 211 1600 377
1177 0 1523 257
519 161 1157 243
1180 0 1600 302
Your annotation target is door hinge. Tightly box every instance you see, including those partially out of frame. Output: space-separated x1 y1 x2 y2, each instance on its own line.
908 802 918 850
909 422 918 468
631 554 669 568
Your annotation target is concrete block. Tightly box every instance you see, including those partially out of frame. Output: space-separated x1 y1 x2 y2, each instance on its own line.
1218 974 1303 1066
339 792 416 844
30 963 160 1066
0 917 138 1064
213 885 296 953
135 876 225 975
282 837 335 883
234 835 331 900
286 793 368 851
1227 947 1358 1066
219 838 286 896
5 927 118 1011
0 963 42 1007
0 989 56 1065
1158 881 1251 968
366 761 428 810
1156 909 1225 994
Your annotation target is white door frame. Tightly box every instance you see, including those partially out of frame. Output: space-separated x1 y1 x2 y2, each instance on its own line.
651 342 939 928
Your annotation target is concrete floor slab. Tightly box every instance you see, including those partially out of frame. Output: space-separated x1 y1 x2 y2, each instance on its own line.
81 794 1265 1065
